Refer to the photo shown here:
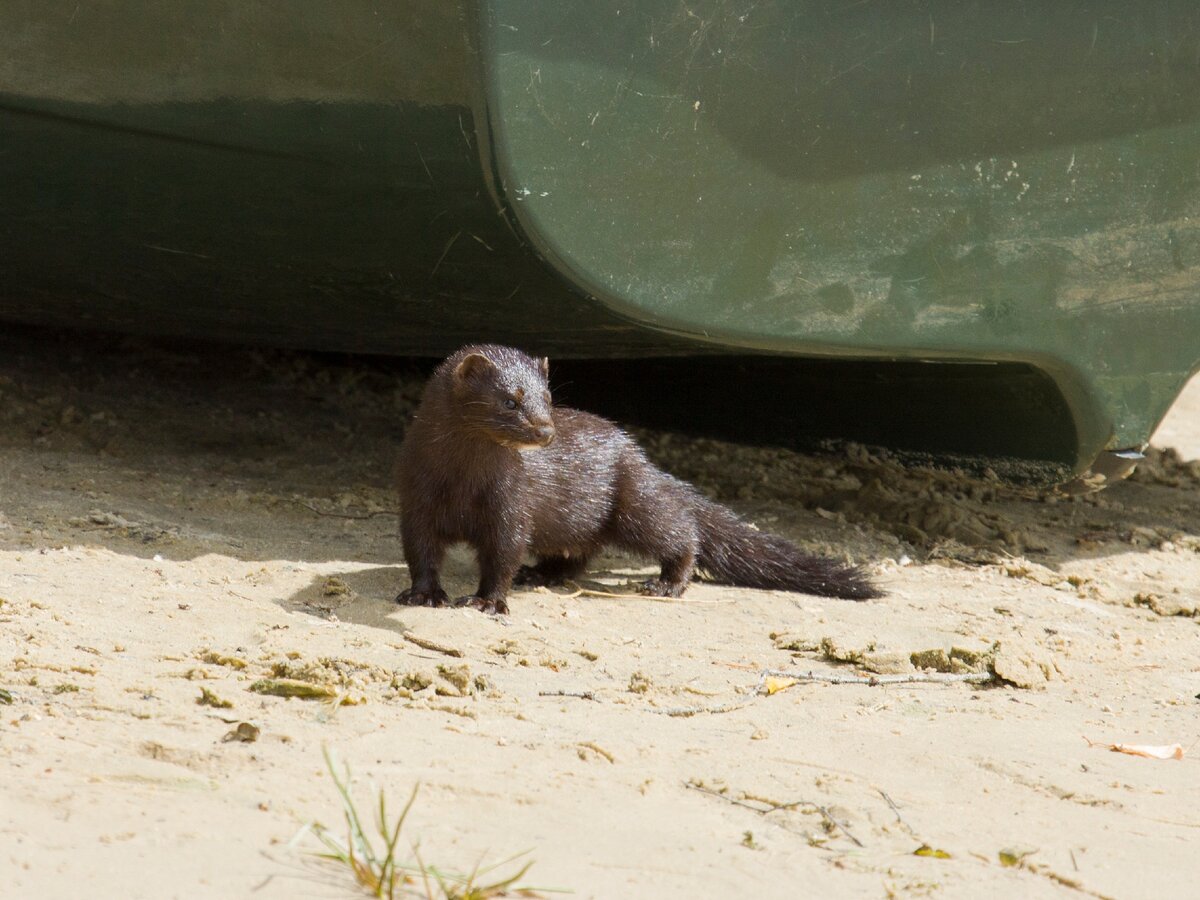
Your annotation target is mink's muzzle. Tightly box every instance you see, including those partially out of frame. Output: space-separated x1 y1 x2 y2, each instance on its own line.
487 417 555 450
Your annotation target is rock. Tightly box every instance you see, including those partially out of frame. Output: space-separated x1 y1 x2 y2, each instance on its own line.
771 632 819 652
910 648 952 672
436 663 473 696
991 640 1057 690
950 645 989 669
860 651 914 675
1133 592 1198 618
820 637 865 666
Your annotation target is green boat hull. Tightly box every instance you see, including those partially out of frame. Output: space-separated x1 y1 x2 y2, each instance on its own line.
2 2 1199 485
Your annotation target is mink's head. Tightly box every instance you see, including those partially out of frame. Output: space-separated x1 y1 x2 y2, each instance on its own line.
440 345 555 449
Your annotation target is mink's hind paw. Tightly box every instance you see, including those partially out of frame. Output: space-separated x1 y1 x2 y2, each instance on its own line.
514 555 588 587
395 587 450 607
513 565 559 587
458 595 510 615
638 578 686 599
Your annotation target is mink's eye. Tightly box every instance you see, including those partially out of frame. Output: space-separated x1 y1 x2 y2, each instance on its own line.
503 398 517 410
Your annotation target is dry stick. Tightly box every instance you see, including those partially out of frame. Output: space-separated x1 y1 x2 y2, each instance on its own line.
686 782 770 814
295 500 399 520
649 667 992 717
1024 862 1117 900
764 668 995 686
539 690 596 701
650 672 768 717
560 581 731 604
878 789 919 840
686 782 864 848
650 696 761 718
561 583 637 600
741 790 863 847
578 741 615 763
400 632 463 658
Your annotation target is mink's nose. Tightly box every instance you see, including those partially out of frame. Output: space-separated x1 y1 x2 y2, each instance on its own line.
534 424 555 446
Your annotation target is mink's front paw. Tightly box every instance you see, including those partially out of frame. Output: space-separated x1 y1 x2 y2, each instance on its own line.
457 595 510 615
638 578 686 599
395 587 449 607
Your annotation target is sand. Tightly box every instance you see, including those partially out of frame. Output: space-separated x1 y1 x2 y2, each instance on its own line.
1 327 1197 900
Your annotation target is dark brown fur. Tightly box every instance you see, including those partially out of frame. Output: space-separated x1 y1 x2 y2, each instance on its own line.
396 345 881 614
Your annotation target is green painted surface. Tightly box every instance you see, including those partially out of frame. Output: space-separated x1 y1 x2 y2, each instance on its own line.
0 2 671 356
0 2 1197 481
480 0 1200 467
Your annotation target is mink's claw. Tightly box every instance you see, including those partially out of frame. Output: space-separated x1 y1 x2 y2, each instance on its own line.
638 578 685 598
458 595 509 615
395 587 450 607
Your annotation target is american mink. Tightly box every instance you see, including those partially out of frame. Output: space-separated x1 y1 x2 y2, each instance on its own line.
395 344 880 614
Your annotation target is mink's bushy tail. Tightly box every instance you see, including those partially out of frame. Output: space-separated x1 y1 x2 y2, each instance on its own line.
694 500 881 600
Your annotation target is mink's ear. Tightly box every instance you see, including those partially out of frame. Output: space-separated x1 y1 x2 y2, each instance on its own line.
454 352 495 382
539 356 550 379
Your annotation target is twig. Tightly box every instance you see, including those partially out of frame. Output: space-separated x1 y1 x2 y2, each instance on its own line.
644 666 991 718
560 583 638 599
401 632 463 658
763 668 994 686
685 782 864 847
560 581 731 604
686 782 770 813
739 790 863 848
821 805 865 848
878 789 918 839
578 741 615 763
649 696 759 717
1024 861 1116 900
652 676 763 720
295 500 399 520
538 690 596 701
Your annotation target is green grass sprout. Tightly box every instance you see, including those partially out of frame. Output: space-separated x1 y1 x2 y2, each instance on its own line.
309 747 557 899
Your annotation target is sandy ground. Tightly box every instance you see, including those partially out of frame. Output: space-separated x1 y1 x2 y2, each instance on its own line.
1 327 1198 900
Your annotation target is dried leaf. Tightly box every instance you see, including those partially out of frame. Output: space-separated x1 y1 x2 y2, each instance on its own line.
914 844 952 859
1086 737 1184 760
999 846 1037 867
763 676 798 695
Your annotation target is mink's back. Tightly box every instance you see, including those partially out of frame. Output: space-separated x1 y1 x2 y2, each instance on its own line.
521 406 640 553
